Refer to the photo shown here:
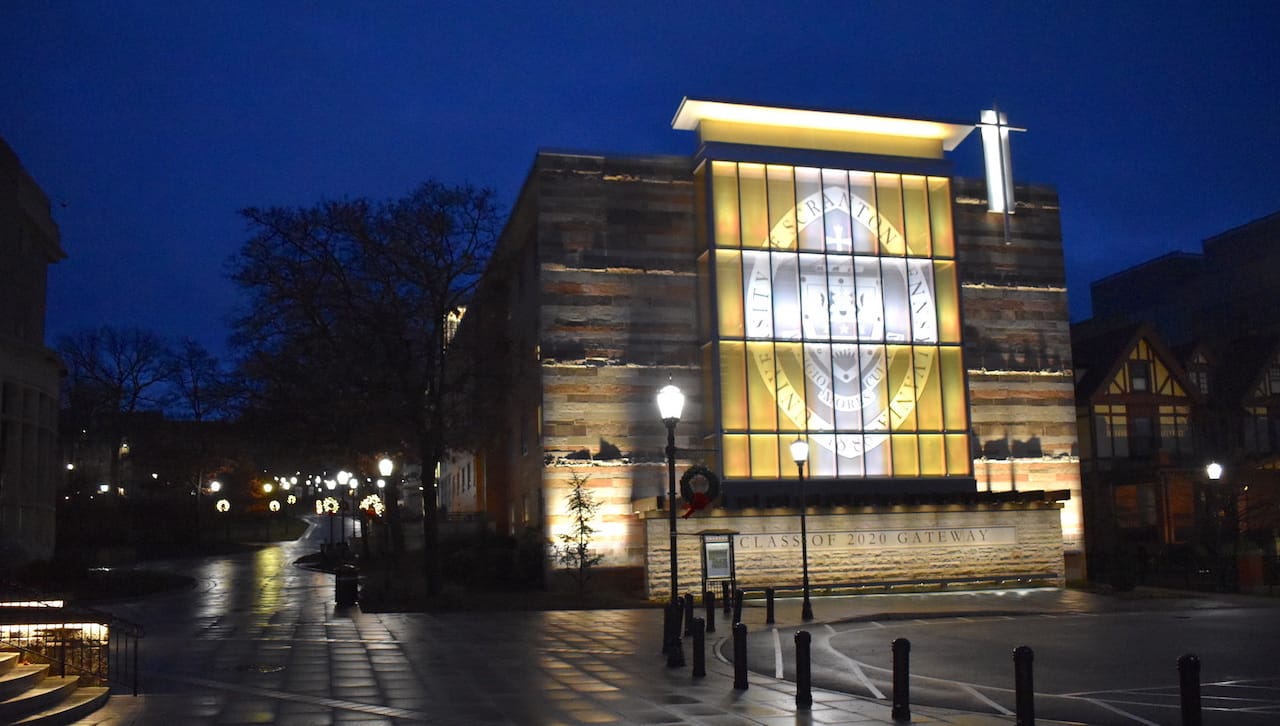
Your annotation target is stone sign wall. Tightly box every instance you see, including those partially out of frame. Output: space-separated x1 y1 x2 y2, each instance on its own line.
642 502 1064 600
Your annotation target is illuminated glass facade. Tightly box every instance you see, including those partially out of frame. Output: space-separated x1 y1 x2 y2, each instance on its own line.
700 160 970 481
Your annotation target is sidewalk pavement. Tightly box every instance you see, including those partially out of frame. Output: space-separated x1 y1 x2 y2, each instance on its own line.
84 601 1036 726
80 527 1274 724
81 585 1196 725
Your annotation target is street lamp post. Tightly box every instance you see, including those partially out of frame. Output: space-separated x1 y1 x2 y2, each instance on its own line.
1206 461 1226 589
216 498 231 541
656 384 685 600
791 437 814 621
203 480 221 545
268 499 280 539
656 382 685 669
195 477 201 544
336 471 351 548
1205 461 1246 591
378 458 393 558
326 479 338 547
347 478 359 547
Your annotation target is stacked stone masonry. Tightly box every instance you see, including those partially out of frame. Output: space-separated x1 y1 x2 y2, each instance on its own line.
642 504 1065 599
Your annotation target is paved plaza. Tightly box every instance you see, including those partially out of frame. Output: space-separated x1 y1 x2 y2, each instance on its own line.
77 520 1276 725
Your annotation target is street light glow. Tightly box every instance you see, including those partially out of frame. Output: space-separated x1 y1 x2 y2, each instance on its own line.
1207 462 1223 480
656 383 684 423
790 437 810 466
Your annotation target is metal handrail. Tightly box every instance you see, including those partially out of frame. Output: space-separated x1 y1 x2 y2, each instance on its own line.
1 578 144 695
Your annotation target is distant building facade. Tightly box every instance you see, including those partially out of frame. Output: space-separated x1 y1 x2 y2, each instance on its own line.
448 100 1083 596
0 137 65 566
1074 211 1280 590
1082 212 1280 348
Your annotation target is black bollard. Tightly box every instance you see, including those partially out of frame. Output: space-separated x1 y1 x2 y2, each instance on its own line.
722 581 731 613
705 590 716 634
684 592 695 636
666 601 686 668
733 589 744 625
1014 645 1035 726
733 622 748 690
766 587 775 625
892 637 911 722
1178 653 1201 726
692 617 706 678
795 630 813 709
662 600 673 656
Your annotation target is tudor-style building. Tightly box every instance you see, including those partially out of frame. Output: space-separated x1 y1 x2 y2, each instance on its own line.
447 99 1083 598
1072 324 1200 581
1074 210 1280 589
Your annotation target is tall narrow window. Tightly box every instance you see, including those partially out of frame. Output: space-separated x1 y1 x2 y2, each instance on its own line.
1129 361 1151 392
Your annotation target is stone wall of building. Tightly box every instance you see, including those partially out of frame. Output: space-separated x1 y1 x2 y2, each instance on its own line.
953 178 1083 574
530 152 709 573
0 137 65 565
534 152 702 472
544 464 653 568
642 503 1065 599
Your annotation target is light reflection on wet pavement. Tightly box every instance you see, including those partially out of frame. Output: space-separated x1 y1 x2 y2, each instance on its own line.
87 520 709 725
87 518 1033 725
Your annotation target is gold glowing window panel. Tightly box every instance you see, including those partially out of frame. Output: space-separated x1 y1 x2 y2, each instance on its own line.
710 161 969 480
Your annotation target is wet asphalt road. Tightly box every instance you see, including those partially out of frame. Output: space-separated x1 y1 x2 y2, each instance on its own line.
734 590 1280 725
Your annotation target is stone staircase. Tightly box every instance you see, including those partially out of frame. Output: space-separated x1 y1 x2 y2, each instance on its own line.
0 651 108 725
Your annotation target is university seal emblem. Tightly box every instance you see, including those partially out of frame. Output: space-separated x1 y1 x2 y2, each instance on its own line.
742 185 938 462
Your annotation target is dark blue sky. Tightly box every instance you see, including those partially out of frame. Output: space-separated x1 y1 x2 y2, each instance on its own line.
4 1 1278 360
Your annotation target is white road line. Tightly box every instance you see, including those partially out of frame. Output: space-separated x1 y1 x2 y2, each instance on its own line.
1082 696 1162 725
813 630 885 700
849 658 885 699
963 685 1012 715
771 627 784 678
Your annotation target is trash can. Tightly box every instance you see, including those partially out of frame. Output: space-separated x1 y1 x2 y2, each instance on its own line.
335 563 359 606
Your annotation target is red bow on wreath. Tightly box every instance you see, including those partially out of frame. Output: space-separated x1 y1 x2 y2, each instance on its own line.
681 492 710 519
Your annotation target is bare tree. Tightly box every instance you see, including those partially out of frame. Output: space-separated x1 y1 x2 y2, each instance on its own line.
168 338 237 423
227 180 501 595
165 337 240 529
57 326 176 488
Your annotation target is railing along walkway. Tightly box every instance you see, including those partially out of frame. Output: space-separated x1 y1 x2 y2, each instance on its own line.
0 578 143 696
